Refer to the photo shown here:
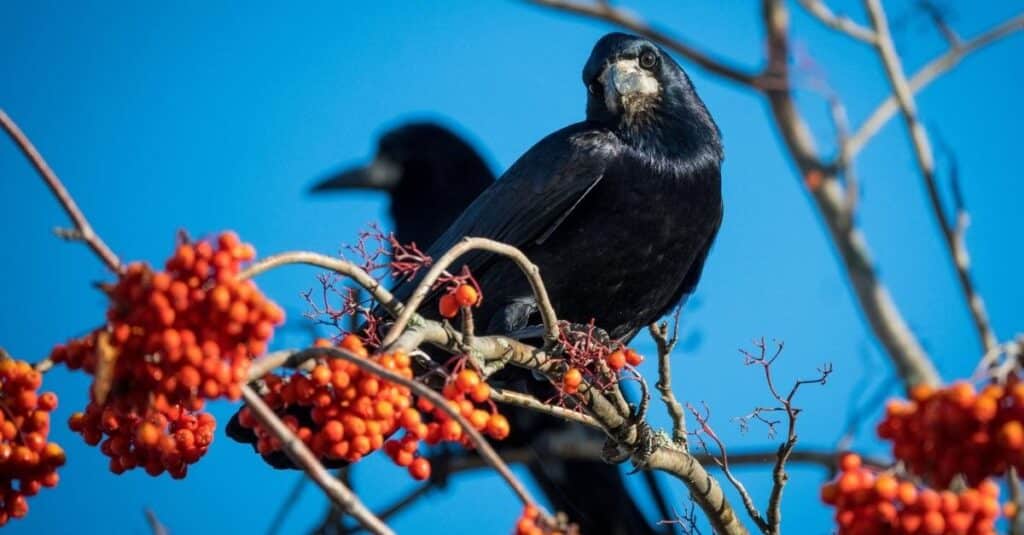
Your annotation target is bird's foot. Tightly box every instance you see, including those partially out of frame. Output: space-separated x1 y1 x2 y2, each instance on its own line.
626 421 658 472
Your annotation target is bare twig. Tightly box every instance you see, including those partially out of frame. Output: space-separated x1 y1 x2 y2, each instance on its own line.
144 508 169 535
524 0 764 88
862 0 999 354
240 384 394 535
238 251 402 318
797 0 877 43
740 340 832 534
687 402 769 533
491 388 601 429
381 237 559 347
0 109 121 272
760 0 942 390
848 13 1024 157
650 317 687 447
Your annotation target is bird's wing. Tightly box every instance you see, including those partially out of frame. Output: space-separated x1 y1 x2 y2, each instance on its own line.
666 199 723 310
389 122 621 306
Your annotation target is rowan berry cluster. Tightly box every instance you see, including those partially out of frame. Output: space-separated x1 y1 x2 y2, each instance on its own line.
821 453 1000 535
0 358 65 526
238 336 511 480
49 231 282 476
877 379 1024 487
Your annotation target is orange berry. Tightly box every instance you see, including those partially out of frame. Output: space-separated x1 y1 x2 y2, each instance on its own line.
606 350 626 371
409 457 431 480
469 382 491 403
438 294 459 319
999 421 1024 449
455 370 480 392
874 474 898 500
838 452 861 472
486 414 510 440
454 285 479 307
563 368 583 389
624 349 643 366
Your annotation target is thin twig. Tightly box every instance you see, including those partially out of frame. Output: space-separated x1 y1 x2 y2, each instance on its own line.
848 13 1024 157
797 0 877 43
0 109 121 272
525 0 764 88
144 508 169 535
237 251 402 318
240 385 394 535
650 318 687 447
862 0 999 354
491 388 601 429
382 237 559 348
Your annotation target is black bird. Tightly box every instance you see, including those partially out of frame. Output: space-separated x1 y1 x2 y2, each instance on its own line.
397 32 722 346
310 122 493 249
387 33 723 534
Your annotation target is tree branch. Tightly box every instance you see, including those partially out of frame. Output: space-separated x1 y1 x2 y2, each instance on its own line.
381 237 560 348
862 0 999 354
524 0 764 88
650 318 687 447
796 0 877 43
0 109 122 272
848 13 1024 157
240 384 394 535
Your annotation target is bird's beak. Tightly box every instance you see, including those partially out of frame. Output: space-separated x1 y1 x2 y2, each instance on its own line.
310 157 401 193
601 59 659 113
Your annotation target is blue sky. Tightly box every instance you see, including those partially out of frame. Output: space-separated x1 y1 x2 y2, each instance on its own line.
1 1 1022 533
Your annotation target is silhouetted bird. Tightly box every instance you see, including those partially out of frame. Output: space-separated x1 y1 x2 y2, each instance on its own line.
387 33 723 534
310 122 493 249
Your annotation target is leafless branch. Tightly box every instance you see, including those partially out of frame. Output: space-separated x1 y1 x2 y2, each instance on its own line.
740 339 832 534
650 316 687 447
240 384 394 535
491 388 601 429
524 0 765 88
144 508 169 535
862 0 999 355
238 251 402 318
381 237 560 347
0 109 122 272
797 0 877 43
848 13 1024 157
687 402 768 533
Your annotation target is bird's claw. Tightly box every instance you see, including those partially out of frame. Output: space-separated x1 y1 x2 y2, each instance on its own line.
625 422 658 473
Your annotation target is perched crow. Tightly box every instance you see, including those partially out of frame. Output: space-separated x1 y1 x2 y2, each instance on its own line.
397 32 723 346
310 122 493 249
387 32 723 534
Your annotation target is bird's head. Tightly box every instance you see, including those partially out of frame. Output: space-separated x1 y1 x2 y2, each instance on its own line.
311 122 493 247
583 33 720 157
312 123 487 195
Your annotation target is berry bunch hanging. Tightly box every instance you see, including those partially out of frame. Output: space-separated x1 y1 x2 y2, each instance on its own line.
0 358 65 526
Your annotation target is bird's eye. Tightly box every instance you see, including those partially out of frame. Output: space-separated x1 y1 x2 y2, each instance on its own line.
639 51 658 70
